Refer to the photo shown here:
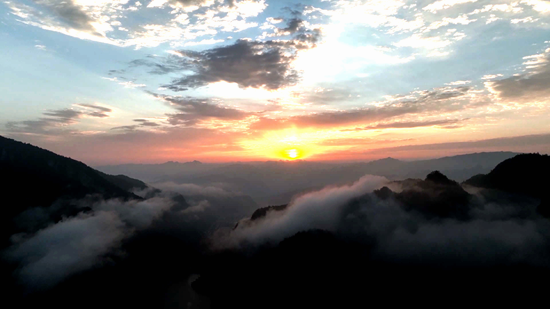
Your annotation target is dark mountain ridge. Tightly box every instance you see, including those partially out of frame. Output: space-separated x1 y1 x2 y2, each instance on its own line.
0 136 148 245
250 204 288 221
1 136 200 308
464 153 550 215
96 172 148 192
464 153 549 196
96 160 208 182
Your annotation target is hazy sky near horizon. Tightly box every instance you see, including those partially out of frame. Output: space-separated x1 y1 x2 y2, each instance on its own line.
1 0 550 164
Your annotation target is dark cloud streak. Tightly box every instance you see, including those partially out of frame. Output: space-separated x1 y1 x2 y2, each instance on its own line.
490 53 550 100
251 86 471 130
124 19 321 91
32 0 99 35
366 133 550 154
162 40 300 91
150 94 251 126
342 118 465 131
6 105 112 134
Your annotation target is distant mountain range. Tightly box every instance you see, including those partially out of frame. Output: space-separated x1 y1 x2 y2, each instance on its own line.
97 151 519 206
96 160 206 182
97 152 519 182
340 151 520 181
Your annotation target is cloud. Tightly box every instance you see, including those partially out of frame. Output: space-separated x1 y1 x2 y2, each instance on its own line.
488 49 550 101
342 118 465 131
5 0 266 48
127 58 184 75
251 86 472 130
289 107 416 128
155 94 251 126
92 197 175 229
220 175 388 247
112 118 162 131
6 211 127 290
128 0 267 48
482 74 504 80
42 108 82 122
423 0 479 13
160 39 301 91
217 170 550 267
261 14 314 39
102 77 146 89
111 125 140 131
5 195 176 290
3 1 129 45
76 104 112 118
183 38 225 46
133 119 161 127
294 86 364 105
180 200 211 215
445 80 471 86
150 182 259 226
149 0 240 9
124 22 320 91
522 0 550 13
33 0 99 35
316 0 549 61
279 18 304 34
366 133 550 155
377 217 545 266
6 108 81 134
6 105 112 135
154 182 240 198
152 0 213 8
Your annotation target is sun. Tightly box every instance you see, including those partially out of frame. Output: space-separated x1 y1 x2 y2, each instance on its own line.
271 147 308 160
280 148 305 160
286 149 299 159
240 129 320 160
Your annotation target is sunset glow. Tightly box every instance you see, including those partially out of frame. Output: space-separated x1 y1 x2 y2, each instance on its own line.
1 0 549 164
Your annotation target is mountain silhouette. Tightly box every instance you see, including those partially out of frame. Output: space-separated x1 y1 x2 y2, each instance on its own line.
372 171 472 220
96 171 148 192
245 171 472 227
0 135 146 245
250 204 288 221
96 160 206 182
464 153 550 216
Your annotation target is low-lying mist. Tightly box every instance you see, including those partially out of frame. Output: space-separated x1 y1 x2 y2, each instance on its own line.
214 174 550 267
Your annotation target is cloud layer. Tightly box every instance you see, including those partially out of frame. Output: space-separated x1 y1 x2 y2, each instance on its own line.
218 172 550 267
5 195 177 290
6 211 127 290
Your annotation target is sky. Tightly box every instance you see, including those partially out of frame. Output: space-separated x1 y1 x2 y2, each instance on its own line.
1 0 550 165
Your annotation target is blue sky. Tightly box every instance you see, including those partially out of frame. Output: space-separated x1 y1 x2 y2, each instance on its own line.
1 0 550 164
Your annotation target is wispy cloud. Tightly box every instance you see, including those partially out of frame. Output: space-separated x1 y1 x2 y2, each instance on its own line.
487 48 550 101
6 104 113 135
